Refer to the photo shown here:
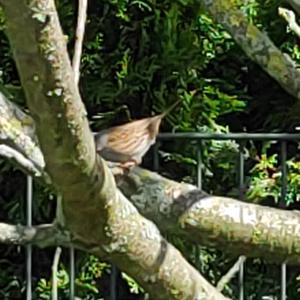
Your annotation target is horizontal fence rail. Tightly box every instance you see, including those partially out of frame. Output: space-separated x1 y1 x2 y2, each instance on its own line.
158 132 300 140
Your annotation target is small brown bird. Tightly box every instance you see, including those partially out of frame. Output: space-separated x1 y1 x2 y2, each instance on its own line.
94 100 180 169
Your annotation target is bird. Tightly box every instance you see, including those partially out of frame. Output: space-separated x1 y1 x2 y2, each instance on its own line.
94 100 180 170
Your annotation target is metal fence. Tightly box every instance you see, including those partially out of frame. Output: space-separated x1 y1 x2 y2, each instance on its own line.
23 132 300 299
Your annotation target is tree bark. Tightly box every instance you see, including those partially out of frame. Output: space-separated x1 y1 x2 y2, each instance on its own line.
1 90 300 266
0 1 229 299
0 223 70 247
2 0 300 297
287 0 300 16
119 167 300 265
0 92 44 173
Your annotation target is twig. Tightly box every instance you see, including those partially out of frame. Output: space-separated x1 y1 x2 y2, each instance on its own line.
68 1 88 297
278 7 300 38
72 0 88 85
52 247 62 300
0 223 70 246
216 256 246 292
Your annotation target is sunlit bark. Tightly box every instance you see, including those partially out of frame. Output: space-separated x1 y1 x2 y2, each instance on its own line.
0 1 229 299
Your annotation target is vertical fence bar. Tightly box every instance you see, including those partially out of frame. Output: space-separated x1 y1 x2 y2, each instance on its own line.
280 141 287 300
153 142 160 172
281 263 286 300
110 264 118 300
146 141 160 300
238 142 245 300
26 175 33 300
69 247 75 299
196 141 203 190
195 141 203 274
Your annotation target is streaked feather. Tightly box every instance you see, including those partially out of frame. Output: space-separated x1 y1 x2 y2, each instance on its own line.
94 100 180 166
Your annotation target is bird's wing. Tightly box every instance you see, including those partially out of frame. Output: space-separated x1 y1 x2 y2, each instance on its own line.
98 146 133 163
106 119 151 156
95 129 134 162
94 115 164 163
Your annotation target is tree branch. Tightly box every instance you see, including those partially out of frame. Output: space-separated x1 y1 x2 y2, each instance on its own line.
1 93 300 265
1 1 229 299
216 256 246 292
278 7 300 38
119 167 300 265
0 223 70 247
0 144 41 176
0 92 44 171
2 2 300 297
1 94 300 265
287 0 300 16
201 0 300 113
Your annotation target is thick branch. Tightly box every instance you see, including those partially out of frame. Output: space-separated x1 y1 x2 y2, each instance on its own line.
1 1 228 299
2 0 97 197
1 94 300 266
1 95 300 266
119 167 300 265
201 0 300 108
1 2 300 297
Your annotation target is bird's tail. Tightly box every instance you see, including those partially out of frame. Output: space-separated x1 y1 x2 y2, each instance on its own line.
160 99 181 117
